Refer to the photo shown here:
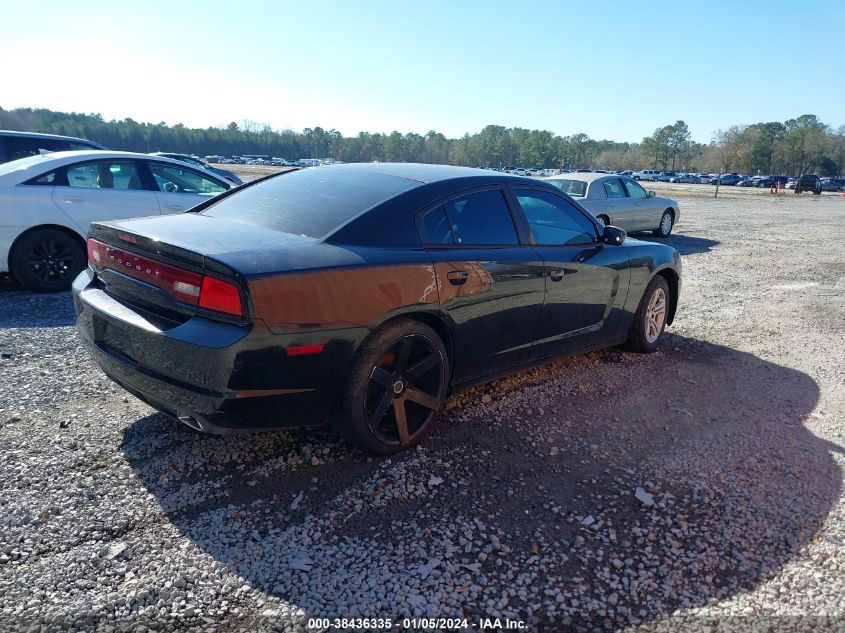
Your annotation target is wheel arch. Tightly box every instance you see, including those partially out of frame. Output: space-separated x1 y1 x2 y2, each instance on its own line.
7 224 87 276
654 267 679 325
369 309 455 381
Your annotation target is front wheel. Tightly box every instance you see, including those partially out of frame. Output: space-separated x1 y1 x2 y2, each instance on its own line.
653 210 674 237
11 228 85 292
340 319 448 454
624 276 670 353
595 214 609 229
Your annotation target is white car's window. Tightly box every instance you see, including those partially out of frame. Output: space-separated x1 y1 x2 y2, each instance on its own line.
514 189 596 246
149 162 226 195
66 161 144 190
603 179 626 199
622 179 648 199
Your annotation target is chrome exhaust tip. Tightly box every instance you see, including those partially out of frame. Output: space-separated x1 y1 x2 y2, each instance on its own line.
177 414 203 431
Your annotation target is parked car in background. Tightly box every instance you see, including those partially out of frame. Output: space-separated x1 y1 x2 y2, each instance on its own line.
73 163 681 454
784 177 796 190
794 174 821 195
543 172 680 237
698 174 713 184
669 173 700 183
754 175 789 188
0 150 232 291
654 172 677 182
616 170 634 177
632 169 660 181
820 178 845 192
735 177 758 187
150 152 243 186
0 130 106 164
708 174 743 186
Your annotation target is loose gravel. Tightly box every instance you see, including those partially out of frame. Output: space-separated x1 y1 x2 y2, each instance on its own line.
1 191 844 632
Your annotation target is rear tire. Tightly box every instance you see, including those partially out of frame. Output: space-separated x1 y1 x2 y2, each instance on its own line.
624 276 670 353
340 319 448 454
652 210 674 237
11 228 85 292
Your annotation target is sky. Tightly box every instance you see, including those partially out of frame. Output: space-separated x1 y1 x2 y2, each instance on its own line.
1 0 843 143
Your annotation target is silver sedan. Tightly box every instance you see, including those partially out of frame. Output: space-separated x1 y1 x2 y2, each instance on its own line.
542 173 680 237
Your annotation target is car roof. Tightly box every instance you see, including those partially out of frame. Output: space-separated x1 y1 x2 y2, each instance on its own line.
0 129 106 148
320 162 521 184
541 172 615 183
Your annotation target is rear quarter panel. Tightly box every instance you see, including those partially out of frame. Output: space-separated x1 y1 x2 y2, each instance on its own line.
620 240 682 328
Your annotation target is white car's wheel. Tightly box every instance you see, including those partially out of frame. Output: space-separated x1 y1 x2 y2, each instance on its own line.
595 215 609 230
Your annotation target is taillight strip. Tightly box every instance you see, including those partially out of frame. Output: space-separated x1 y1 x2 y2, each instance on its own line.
87 238 243 317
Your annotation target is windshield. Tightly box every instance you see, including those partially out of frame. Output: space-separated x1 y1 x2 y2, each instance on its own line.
546 179 587 197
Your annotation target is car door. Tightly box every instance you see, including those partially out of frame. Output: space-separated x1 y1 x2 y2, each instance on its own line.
51 159 161 234
598 177 633 231
621 177 658 231
508 186 630 358
417 187 546 382
145 161 229 213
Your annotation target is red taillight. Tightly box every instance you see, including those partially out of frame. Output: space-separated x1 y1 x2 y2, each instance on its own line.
198 276 243 316
87 237 243 317
286 344 326 356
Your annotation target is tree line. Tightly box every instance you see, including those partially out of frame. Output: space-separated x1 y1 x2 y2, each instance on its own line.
2 107 842 176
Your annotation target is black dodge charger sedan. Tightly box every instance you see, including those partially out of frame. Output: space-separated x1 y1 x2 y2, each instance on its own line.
73 163 681 454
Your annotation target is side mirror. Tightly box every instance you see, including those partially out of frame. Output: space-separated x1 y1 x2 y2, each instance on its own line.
603 225 626 245
647 190 656 197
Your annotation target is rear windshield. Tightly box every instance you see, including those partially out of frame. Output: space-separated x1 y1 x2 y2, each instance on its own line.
202 167 417 238
546 178 587 197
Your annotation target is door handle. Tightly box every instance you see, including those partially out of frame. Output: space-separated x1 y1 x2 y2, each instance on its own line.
63 196 88 203
446 270 469 285
163 204 187 212
548 269 564 281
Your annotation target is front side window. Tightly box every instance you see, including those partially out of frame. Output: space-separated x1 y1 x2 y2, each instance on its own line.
149 162 226 195
444 189 518 245
603 179 626 199
622 178 647 199
66 161 144 190
514 189 596 246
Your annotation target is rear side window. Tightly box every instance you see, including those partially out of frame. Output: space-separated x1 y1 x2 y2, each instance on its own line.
203 167 417 239
66 161 144 190
443 189 518 245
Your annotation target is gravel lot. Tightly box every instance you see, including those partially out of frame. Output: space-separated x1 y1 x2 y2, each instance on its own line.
1 189 845 632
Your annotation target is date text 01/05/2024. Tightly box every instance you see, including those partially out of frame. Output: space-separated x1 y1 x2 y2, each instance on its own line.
306 617 528 630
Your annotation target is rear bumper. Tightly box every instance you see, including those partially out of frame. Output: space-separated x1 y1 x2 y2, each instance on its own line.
73 269 364 434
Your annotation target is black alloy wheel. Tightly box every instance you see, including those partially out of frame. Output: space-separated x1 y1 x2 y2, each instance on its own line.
341 319 448 454
11 228 85 292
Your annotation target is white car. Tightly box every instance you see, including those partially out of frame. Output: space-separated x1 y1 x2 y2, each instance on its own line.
542 173 680 236
0 150 231 291
632 169 660 181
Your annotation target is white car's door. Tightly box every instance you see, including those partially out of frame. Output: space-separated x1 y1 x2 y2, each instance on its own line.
146 161 228 213
51 159 162 234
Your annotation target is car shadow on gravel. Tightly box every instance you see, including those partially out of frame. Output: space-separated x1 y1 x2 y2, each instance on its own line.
122 335 840 630
658 234 719 255
0 283 75 328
